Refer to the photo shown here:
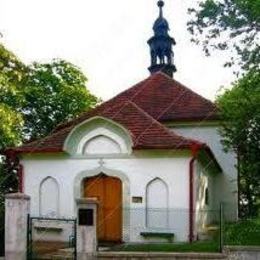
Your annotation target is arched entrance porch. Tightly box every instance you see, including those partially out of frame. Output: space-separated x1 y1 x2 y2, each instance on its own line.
73 167 130 242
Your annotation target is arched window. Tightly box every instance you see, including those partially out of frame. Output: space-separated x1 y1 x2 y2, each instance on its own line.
146 178 169 228
40 177 59 217
83 135 121 154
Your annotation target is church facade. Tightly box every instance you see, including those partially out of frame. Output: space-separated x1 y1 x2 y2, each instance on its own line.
7 1 237 243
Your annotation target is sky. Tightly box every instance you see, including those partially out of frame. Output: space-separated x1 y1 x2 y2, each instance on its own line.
0 0 236 101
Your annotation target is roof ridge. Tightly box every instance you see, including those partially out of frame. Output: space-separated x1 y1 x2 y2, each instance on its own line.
159 73 216 106
124 100 199 145
147 72 216 111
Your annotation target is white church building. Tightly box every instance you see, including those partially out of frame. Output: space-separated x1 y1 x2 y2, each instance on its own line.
8 0 237 244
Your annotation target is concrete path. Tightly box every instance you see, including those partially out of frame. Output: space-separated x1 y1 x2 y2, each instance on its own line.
97 251 227 259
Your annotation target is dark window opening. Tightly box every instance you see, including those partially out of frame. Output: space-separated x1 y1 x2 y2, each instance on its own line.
205 187 209 206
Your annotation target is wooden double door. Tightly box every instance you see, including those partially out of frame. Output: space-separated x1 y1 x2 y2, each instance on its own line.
84 174 122 242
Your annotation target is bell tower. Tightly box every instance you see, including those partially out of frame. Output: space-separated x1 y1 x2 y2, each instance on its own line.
148 0 176 77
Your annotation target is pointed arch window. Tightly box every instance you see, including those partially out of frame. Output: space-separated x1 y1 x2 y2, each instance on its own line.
40 177 59 217
146 178 169 229
83 135 121 154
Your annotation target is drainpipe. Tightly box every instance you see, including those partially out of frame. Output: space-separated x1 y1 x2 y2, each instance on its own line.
189 157 195 243
189 143 202 243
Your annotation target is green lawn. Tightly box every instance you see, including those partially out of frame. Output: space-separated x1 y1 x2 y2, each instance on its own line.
224 218 260 246
109 241 220 253
107 218 260 253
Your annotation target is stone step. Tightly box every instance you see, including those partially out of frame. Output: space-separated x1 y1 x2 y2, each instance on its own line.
37 255 73 260
36 248 75 260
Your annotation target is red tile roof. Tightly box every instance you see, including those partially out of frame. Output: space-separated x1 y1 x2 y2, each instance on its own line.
55 72 218 133
119 72 218 122
9 72 219 154
11 101 202 154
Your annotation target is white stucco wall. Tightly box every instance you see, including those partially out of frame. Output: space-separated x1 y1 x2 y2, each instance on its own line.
168 124 238 217
22 154 192 242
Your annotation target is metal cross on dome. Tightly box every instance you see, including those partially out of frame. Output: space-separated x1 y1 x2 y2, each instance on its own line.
157 0 165 17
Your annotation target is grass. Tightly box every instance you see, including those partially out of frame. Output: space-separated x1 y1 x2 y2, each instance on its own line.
107 218 260 253
109 241 220 253
224 218 260 246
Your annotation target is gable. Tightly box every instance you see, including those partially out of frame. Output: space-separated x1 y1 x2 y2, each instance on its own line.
64 116 132 156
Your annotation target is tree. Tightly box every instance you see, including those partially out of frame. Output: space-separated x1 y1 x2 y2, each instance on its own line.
216 69 260 217
21 59 99 140
188 0 260 218
0 43 27 84
0 44 25 150
0 43 25 255
1 43 99 142
187 0 260 71
0 104 23 150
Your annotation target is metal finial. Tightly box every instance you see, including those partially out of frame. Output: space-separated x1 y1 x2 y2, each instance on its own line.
157 0 164 17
